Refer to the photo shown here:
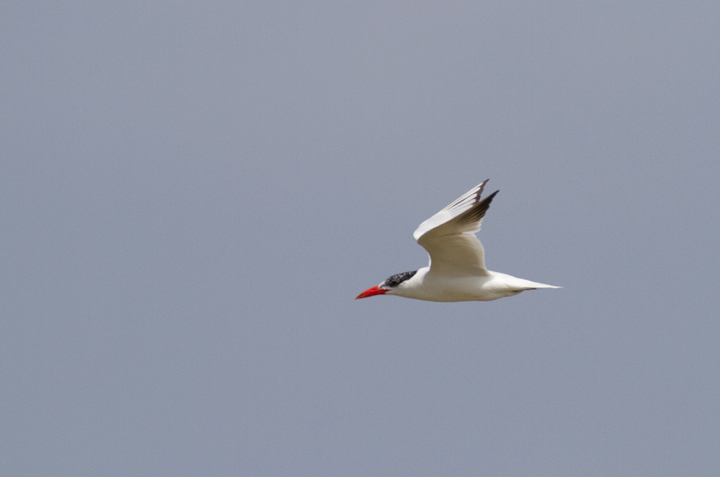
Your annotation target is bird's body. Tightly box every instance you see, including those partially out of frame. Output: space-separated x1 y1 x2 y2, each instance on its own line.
387 269 557 302
356 179 560 302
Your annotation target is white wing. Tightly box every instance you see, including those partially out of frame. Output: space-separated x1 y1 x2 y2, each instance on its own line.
412 180 498 276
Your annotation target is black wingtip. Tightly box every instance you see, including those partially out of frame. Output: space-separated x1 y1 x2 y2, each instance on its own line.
457 189 500 225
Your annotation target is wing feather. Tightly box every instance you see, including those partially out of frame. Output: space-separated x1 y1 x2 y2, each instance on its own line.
412 181 498 276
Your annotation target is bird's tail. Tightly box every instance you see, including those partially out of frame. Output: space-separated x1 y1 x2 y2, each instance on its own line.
515 278 562 290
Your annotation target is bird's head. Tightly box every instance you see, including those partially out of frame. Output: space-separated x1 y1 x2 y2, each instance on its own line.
355 270 418 299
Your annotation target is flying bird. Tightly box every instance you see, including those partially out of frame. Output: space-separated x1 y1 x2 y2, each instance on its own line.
355 180 560 302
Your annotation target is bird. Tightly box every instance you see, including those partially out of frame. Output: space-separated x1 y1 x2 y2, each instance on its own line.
355 179 560 302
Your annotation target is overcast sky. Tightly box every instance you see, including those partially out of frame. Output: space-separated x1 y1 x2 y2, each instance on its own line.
2 2 719 476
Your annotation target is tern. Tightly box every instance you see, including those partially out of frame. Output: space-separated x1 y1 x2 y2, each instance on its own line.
355 180 560 302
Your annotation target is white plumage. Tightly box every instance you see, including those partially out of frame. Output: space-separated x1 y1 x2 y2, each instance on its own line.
356 180 560 302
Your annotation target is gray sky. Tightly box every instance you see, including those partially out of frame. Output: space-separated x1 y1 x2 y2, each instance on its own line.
2 2 719 476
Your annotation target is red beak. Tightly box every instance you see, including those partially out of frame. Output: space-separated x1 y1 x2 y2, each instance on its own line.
355 285 388 299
